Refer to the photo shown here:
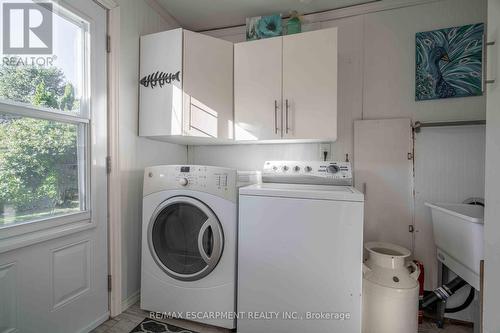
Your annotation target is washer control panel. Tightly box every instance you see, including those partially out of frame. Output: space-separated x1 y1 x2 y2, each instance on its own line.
143 165 237 201
262 161 353 185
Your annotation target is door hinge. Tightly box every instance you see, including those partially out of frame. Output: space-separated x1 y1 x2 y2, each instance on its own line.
106 156 112 174
409 225 415 233
108 274 112 292
106 35 111 53
407 152 413 160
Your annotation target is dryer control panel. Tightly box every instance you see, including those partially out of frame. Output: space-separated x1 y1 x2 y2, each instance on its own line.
143 165 237 201
262 161 353 186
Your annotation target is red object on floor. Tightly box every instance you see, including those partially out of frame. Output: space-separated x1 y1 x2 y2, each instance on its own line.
414 260 425 324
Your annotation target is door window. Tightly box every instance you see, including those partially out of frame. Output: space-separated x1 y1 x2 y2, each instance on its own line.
0 0 89 227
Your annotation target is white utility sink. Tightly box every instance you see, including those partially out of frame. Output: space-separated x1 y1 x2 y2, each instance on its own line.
425 202 484 290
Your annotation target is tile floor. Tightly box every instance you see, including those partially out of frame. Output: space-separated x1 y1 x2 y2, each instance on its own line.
92 303 230 333
92 303 473 333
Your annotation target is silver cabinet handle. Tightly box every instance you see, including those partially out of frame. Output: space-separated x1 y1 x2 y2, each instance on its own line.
274 100 279 134
285 99 290 134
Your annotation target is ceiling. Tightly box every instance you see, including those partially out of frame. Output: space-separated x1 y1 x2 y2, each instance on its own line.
155 0 377 31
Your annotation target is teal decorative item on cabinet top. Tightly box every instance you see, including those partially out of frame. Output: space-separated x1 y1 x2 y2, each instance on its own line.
286 11 302 35
246 14 282 41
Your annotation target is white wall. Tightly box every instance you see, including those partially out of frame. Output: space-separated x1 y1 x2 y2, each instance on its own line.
190 0 487 297
116 0 187 304
484 0 500 332
362 1 485 121
188 143 326 170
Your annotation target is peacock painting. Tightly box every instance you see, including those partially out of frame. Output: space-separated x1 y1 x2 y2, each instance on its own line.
415 23 484 101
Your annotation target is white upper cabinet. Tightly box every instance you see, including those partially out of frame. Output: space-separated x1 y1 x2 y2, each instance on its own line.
234 37 283 141
139 28 234 144
140 27 337 145
282 28 338 141
234 27 338 143
139 29 183 138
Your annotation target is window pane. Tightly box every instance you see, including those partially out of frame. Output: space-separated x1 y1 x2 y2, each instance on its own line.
0 0 86 114
0 113 85 226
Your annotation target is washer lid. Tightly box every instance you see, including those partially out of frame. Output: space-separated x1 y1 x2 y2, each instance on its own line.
239 183 364 202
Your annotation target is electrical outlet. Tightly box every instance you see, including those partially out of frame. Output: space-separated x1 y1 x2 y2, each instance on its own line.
319 143 331 161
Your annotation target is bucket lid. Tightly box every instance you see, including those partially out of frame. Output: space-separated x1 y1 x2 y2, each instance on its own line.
364 242 418 290
365 242 411 258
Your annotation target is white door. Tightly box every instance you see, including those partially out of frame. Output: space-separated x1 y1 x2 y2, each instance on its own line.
0 0 108 332
282 28 338 141
234 37 282 141
354 119 414 251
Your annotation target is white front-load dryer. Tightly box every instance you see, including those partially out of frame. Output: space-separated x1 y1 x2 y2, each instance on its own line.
141 165 237 329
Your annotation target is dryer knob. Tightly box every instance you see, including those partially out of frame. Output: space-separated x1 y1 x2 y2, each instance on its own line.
178 178 189 186
327 165 340 174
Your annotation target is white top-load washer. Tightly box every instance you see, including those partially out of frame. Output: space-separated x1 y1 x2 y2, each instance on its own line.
141 165 242 329
238 161 364 333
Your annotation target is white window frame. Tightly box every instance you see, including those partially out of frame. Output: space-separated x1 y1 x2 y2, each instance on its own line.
0 1 95 252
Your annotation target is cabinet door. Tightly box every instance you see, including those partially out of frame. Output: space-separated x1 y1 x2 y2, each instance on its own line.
139 29 183 137
282 28 338 140
234 38 282 141
183 30 234 140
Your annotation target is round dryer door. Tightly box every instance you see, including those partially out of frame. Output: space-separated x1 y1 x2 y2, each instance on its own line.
148 196 224 281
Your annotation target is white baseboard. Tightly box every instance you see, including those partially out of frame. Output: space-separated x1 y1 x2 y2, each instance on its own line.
79 311 110 333
122 290 140 312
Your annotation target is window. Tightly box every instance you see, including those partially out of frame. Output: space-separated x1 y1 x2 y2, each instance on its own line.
0 0 89 227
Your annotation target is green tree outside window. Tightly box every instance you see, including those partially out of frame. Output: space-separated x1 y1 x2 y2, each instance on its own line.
0 65 81 224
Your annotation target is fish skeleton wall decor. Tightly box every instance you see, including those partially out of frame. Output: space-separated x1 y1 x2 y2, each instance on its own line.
140 71 180 88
